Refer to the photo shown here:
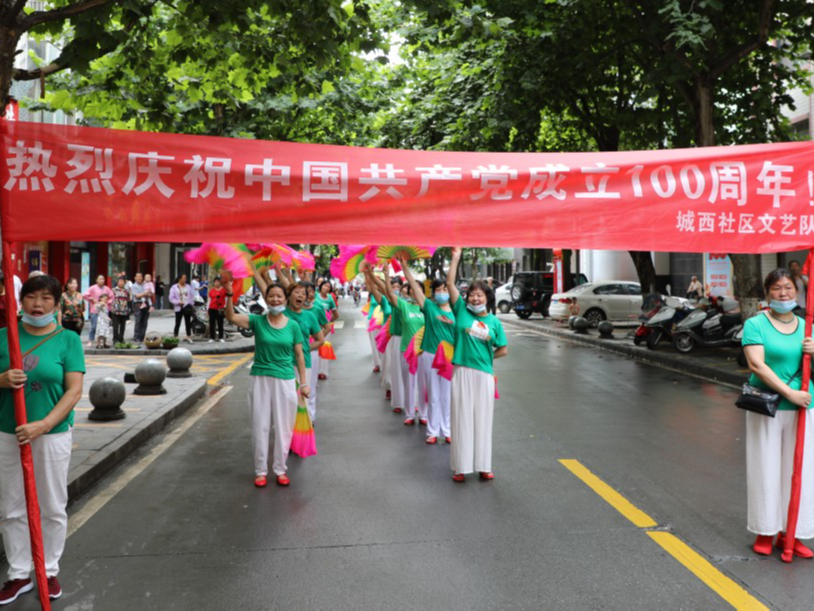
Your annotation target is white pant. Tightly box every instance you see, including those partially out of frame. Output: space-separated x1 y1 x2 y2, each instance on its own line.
368 330 381 368
381 337 391 390
747 410 814 537
417 351 431 422
423 352 451 438
450 367 495 475
248 376 298 476
400 350 417 418
0 431 72 580
309 353 320 421
320 355 330 378
388 338 405 408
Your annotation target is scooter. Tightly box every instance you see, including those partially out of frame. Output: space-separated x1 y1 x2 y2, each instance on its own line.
671 296 743 354
633 294 665 346
233 291 267 338
644 296 694 350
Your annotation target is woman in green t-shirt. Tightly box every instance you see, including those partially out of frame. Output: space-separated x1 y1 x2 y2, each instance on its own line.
446 248 508 483
225 282 308 488
742 268 814 558
363 265 397 401
283 282 325 423
316 281 338 381
382 266 425 424
401 258 455 444
0 274 85 603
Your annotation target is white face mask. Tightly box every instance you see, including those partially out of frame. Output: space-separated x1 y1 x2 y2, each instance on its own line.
467 303 487 314
268 305 286 316
22 311 55 327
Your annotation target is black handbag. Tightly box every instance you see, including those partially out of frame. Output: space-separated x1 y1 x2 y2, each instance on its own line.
736 365 802 417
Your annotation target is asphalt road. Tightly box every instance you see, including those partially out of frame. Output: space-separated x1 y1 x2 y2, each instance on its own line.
5 301 812 610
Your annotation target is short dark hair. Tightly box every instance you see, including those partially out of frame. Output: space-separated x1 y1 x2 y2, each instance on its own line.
431 279 446 295
265 282 287 297
467 280 495 311
789 259 801 267
318 280 332 293
64 277 79 291
20 274 62 303
764 268 795 296
286 282 306 298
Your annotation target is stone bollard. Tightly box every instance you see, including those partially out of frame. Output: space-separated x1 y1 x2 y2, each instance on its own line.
88 377 127 421
166 347 193 379
597 321 615 338
134 359 168 395
573 317 590 334
568 315 579 330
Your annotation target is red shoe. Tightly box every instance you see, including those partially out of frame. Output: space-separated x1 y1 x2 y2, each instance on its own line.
479 472 495 480
753 534 773 556
373 366 380 373
318 373 327 380
404 418 415 426
276 474 290 486
0 579 33 605
776 533 814 558
444 437 451 444
47 576 62 601
452 473 465 483
385 390 392 400
393 407 403 414
419 418 428 426
426 436 438 445
254 475 267 488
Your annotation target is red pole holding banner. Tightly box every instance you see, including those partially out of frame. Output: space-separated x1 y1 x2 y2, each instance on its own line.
1 123 51 608
782 248 814 563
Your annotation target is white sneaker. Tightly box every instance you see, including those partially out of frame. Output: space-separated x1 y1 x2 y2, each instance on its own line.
208 339 214 343
219 339 226 343
186 338 194 344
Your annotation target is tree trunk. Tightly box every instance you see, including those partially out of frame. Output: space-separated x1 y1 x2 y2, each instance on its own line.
695 76 716 147
470 251 480 281
562 249 573 291
628 251 658 294
730 253 763 321
0 26 20 107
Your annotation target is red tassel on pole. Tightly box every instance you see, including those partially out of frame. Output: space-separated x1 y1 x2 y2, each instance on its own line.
1 120 51 608
783 248 814 563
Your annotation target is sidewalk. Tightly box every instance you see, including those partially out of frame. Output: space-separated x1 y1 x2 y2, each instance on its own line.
82 309 256 356
500 315 748 387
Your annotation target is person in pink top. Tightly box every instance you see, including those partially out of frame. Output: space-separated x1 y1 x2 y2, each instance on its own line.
82 275 114 348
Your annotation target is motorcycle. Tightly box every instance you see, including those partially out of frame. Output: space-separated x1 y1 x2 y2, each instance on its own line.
192 295 208 336
644 296 694 350
671 296 743 354
233 291 267 338
633 294 666 346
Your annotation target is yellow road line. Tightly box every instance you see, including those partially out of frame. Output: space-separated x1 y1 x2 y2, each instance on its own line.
559 459 657 528
648 532 768 610
207 353 253 386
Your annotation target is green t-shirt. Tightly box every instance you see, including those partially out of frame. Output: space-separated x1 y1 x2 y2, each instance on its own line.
390 298 403 337
284 307 321 370
742 313 805 411
421 299 456 353
306 302 329 328
396 298 425 352
380 298 392 325
249 314 303 379
0 325 86 435
316 294 337 313
450 298 507 375
367 295 378 320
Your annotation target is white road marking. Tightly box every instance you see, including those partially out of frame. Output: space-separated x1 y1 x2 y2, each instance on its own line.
333 320 345 329
67 386 233 538
354 320 368 329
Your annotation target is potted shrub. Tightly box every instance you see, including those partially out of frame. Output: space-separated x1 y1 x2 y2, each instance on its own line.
144 332 162 350
162 335 180 350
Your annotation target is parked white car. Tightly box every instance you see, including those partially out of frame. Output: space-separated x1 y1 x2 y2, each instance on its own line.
495 278 513 313
549 281 643 327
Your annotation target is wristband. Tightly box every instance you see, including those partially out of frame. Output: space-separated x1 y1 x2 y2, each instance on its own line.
225 293 233 297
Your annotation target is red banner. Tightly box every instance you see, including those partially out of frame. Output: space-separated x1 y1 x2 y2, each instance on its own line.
2 120 814 253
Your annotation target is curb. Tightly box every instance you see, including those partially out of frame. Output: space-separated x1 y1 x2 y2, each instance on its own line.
84 344 255 357
503 319 746 388
66 379 208 502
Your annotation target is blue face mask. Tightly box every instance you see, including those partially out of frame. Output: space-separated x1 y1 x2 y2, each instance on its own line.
268 305 286 316
770 300 797 314
435 293 450 304
467 303 487 314
22 311 55 327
